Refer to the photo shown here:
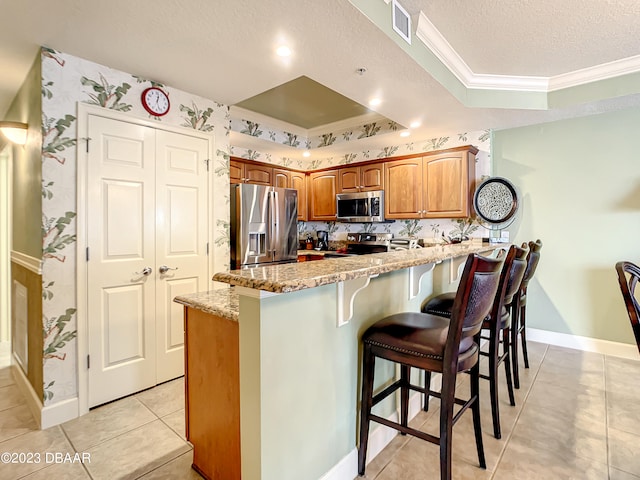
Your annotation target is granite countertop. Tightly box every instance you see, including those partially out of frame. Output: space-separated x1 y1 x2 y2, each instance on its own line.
213 243 499 294
174 288 239 321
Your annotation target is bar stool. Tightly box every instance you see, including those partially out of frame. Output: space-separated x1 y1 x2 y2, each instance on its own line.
511 239 542 388
421 244 529 439
358 253 506 480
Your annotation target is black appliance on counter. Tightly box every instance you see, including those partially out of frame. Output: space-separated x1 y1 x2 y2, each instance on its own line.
316 230 329 251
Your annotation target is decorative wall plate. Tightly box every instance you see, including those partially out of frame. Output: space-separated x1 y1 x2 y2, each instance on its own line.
473 177 519 227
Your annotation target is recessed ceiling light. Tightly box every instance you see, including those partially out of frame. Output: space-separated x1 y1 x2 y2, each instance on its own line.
400 131 411 137
409 121 422 129
369 97 382 107
302 150 311 158
276 46 292 57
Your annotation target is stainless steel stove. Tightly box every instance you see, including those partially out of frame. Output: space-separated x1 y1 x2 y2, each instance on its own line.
345 233 392 255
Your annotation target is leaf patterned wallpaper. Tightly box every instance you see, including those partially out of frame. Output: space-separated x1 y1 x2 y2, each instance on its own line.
230 118 492 241
40 47 231 405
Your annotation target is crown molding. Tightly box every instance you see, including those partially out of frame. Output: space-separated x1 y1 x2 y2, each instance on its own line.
548 54 640 91
416 10 640 94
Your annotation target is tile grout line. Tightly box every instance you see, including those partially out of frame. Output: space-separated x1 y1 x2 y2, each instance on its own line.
487 343 549 480
603 354 611 480
59 423 96 480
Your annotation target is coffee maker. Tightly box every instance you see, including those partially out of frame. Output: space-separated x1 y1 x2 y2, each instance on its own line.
316 230 329 250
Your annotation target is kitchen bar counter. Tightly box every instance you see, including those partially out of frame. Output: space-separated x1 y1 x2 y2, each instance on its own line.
177 241 502 480
214 242 497 293
174 287 239 321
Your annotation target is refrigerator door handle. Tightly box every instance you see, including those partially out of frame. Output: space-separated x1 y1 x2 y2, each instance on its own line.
270 190 279 253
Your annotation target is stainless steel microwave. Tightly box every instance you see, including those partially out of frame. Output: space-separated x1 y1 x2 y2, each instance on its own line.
336 190 386 222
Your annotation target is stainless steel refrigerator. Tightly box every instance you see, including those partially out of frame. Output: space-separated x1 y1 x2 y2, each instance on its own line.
230 183 298 269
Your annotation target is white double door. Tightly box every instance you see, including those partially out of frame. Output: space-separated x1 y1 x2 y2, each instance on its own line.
86 114 209 408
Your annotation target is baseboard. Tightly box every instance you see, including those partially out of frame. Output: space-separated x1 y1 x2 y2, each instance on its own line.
527 327 639 360
10 354 79 429
11 357 43 429
41 396 79 430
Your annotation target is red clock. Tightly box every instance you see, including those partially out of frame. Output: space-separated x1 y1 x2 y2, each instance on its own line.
141 87 170 116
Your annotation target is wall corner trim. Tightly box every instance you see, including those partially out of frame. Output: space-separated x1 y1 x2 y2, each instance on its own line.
10 250 42 275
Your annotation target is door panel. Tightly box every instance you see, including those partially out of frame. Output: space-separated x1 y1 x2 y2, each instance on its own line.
155 130 209 382
102 285 146 367
87 115 156 407
104 181 144 258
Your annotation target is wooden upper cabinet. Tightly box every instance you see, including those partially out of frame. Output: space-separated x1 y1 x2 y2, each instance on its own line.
244 164 273 186
230 159 243 184
273 168 291 189
423 150 473 218
384 158 423 219
308 171 338 221
290 172 307 221
230 159 272 185
338 164 383 193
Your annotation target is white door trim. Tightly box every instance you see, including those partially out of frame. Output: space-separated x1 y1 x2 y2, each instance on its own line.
76 103 215 416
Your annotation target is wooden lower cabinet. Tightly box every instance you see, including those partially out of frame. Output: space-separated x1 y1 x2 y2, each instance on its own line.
185 307 240 480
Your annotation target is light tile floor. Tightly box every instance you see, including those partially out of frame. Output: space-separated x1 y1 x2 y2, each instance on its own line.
0 341 638 479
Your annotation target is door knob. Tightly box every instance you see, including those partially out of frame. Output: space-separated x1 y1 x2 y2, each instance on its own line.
135 267 153 276
159 265 179 274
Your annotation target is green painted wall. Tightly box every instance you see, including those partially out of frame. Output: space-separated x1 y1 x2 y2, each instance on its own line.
493 108 640 345
9 54 42 258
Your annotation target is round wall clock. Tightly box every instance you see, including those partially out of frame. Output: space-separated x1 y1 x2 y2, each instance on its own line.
141 87 170 116
473 177 519 228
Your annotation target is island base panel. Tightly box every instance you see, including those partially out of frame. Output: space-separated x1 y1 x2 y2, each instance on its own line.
185 307 241 479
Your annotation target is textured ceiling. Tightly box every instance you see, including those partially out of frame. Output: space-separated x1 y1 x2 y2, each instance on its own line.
1 0 640 158
402 0 640 76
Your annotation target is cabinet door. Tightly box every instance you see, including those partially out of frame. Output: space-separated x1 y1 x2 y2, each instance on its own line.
423 151 471 218
384 159 423 219
291 172 307 221
308 171 338 221
244 164 273 186
230 159 243 184
360 164 384 191
273 168 291 189
338 167 360 193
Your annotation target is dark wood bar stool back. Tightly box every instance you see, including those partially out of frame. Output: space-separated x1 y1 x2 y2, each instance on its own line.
358 253 505 480
615 260 640 354
421 244 529 439
511 239 542 388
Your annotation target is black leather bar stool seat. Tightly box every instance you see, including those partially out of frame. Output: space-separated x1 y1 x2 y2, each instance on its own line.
364 312 478 371
358 253 506 480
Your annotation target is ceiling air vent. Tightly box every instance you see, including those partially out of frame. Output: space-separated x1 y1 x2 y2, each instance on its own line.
392 0 411 45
